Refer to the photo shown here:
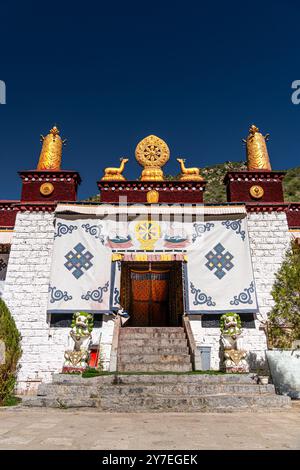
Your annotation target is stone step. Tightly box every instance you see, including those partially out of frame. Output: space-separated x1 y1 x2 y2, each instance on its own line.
118 353 191 365
100 383 276 396
119 331 186 340
51 373 259 385
100 393 291 412
118 345 190 355
22 396 99 408
110 373 258 384
117 362 192 372
118 338 188 347
120 327 185 334
37 383 99 397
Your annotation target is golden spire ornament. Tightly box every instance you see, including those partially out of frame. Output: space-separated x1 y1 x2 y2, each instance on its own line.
135 135 170 181
37 125 66 170
243 124 272 171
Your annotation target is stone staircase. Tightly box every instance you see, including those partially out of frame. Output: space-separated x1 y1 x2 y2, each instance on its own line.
22 373 291 412
117 327 192 372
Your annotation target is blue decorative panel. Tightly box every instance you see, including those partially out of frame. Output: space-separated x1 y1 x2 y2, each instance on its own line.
82 223 105 244
55 222 78 238
205 243 234 279
81 281 110 303
48 286 73 303
64 243 94 279
230 281 255 305
190 282 216 306
221 219 245 241
192 222 215 242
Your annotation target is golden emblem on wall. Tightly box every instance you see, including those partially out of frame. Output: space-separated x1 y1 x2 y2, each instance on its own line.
243 124 272 171
135 135 170 181
101 158 129 181
37 126 66 171
146 189 159 203
249 185 264 199
40 182 54 196
135 220 161 250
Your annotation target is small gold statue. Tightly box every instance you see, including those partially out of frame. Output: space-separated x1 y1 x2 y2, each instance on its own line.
243 124 272 171
37 125 66 171
101 158 129 181
176 158 204 181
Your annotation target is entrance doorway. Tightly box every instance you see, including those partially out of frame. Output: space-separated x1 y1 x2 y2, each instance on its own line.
120 261 184 327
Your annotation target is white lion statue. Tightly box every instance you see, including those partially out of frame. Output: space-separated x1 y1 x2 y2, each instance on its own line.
220 313 249 373
63 311 94 372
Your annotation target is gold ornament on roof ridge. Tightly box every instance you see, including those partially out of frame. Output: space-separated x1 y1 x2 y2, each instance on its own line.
135 135 170 181
243 124 272 171
177 158 204 181
101 158 129 181
37 125 66 171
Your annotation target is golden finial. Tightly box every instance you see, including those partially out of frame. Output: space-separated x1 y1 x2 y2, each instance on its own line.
243 124 272 171
101 158 129 181
135 135 170 181
37 125 66 170
176 158 204 181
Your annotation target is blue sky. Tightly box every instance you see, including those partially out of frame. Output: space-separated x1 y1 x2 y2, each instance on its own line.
0 0 300 200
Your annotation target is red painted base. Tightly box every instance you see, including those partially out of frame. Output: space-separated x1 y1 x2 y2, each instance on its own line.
19 170 81 203
98 180 207 204
0 201 18 228
224 171 286 203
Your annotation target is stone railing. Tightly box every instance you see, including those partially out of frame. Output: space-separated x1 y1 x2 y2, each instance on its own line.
182 315 202 370
109 315 122 372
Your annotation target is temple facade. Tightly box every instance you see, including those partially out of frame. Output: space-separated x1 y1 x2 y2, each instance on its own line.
0 126 299 394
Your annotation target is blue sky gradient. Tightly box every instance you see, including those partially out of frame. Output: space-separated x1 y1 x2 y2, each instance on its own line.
0 0 300 199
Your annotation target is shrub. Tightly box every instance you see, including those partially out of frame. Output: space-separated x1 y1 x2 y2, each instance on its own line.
0 299 22 405
268 240 300 348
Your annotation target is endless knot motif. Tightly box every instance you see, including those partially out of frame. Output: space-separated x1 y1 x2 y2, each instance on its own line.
205 243 234 280
64 243 94 279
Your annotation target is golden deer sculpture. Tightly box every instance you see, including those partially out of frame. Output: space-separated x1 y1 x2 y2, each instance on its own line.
177 158 204 181
101 158 129 181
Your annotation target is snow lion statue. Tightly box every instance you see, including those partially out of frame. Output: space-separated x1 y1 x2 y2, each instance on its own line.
63 311 94 373
220 313 249 373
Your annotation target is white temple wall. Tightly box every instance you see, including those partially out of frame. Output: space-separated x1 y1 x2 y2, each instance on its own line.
3 211 114 394
189 211 291 371
247 211 291 322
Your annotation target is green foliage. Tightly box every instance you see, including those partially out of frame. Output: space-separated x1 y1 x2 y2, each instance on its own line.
202 161 247 203
283 166 300 202
0 299 22 405
268 241 300 348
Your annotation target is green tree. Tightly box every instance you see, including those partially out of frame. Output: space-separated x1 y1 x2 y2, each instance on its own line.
0 299 22 405
268 240 300 348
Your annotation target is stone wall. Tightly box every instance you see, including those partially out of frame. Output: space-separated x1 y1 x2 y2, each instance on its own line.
3 212 114 394
3 209 292 388
190 211 291 371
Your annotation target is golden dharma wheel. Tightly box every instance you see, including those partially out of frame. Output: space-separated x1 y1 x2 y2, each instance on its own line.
135 135 170 168
135 135 170 181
